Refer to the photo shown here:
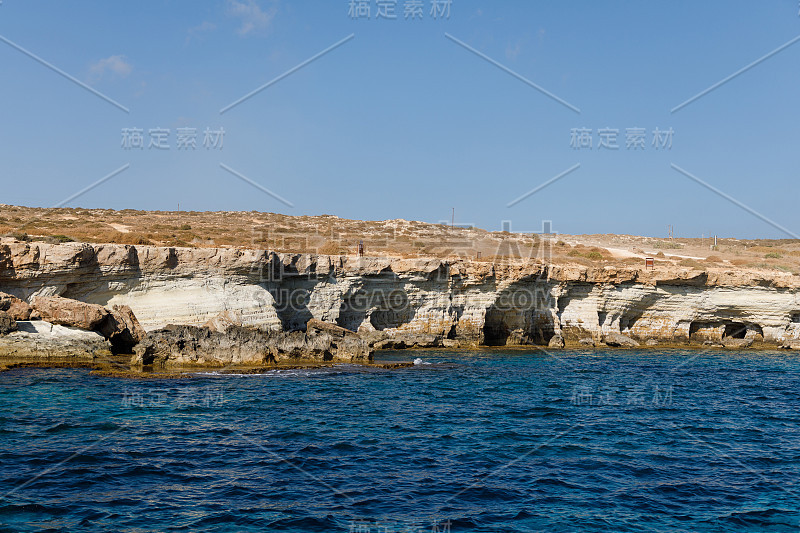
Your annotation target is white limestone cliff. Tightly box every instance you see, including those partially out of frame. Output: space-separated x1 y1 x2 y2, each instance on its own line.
1 240 798 348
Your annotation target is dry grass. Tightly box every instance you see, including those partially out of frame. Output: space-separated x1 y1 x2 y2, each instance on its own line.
2 205 799 277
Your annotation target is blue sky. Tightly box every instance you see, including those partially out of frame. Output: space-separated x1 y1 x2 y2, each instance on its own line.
0 0 798 238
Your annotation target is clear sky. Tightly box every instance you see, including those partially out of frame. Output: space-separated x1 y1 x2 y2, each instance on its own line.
0 1 798 238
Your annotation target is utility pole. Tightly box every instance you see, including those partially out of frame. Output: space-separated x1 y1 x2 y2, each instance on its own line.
667 225 673 240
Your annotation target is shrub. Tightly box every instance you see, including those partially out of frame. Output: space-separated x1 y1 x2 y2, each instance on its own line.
3 232 30 242
765 252 783 259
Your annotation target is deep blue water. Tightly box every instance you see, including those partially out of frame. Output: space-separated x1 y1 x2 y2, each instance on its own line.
1 349 799 532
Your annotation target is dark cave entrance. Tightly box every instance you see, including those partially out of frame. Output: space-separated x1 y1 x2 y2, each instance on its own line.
723 323 747 339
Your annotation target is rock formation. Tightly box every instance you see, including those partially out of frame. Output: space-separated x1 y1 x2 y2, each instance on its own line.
29 295 144 353
0 240 798 358
0 311 17 336
0 320 110 360
132 319 371 369
0 291 32 320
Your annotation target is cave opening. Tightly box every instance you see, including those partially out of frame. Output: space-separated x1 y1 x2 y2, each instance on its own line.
368 289 411 331
723 323 747 339
791 313 800 324
482 307 509 346
336 295 367 332
446 324 457 339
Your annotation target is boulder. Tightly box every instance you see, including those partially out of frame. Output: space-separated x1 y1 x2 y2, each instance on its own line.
0 311 17 335
578 337 595 347
98 305 146 353
780 340 800 350
306 318 372 360
547 334 565 349
32 295 109 330
645 339 659 346
0 292 32 320
722 337 754 349
603 332 640 348
32 296 145 352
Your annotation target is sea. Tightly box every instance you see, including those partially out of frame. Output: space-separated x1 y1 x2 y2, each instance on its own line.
1 349 798 532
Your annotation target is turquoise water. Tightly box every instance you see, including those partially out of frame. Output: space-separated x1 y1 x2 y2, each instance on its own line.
1 349 799 532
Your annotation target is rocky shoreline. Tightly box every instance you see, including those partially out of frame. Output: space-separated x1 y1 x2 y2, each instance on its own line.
1 239 799 375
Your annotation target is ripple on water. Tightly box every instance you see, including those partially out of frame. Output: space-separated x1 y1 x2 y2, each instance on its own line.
0 350 799 532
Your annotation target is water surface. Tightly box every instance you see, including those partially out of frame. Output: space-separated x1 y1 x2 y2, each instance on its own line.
1 349 798 532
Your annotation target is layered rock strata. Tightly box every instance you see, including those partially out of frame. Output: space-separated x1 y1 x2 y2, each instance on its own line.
0 240 798 352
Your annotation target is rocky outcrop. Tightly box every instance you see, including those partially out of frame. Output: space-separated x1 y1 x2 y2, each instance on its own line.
0 320 110 360
306 318 372 359
132 321 372 368
32 295 109 330
29 296 143 353
0 292 31 320
603 332 640 348
0 240 798 353
98 305 146 352
548 334 565 349
0 311 17 335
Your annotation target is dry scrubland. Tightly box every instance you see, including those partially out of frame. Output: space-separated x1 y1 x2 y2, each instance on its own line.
1 204 799 275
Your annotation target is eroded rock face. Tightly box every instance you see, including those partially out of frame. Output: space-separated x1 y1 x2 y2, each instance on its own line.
0 311 17 336
1 241 799 350
98 305 146 353
132 321 372 368
0 292 32 320
306 319 372 360
548 334 565 349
